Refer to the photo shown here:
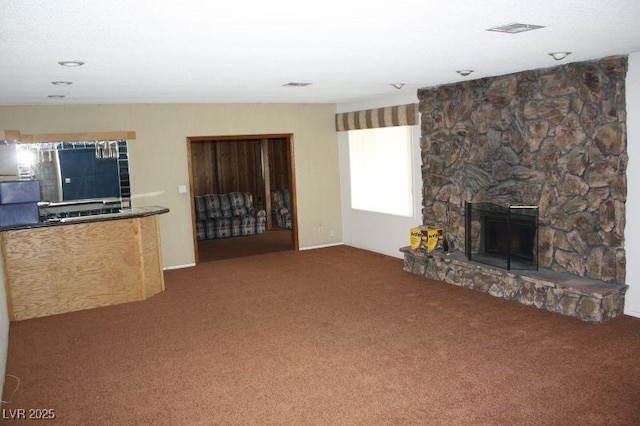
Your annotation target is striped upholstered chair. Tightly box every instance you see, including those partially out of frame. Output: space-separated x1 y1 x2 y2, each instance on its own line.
271 188 292 229
194 192 266 240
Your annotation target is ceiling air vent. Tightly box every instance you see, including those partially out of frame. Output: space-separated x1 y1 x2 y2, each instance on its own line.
283 82 312 87
486 23 545 34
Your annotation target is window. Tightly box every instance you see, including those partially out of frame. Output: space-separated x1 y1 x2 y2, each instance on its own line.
348 125 413 216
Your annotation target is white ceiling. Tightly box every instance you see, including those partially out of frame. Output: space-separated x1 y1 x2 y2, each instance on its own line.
1 0 640 105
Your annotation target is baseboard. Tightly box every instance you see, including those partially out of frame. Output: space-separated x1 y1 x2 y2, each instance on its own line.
299 242 344 251
624 309 640 319
163 263 196 271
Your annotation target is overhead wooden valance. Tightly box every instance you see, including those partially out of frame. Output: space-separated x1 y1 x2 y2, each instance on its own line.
1 130 136 144
335 103 418 131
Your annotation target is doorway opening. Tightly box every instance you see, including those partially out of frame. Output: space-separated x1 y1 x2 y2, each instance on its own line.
187 134 298 263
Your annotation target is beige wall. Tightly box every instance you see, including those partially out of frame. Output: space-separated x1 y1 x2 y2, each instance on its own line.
0 103 342 267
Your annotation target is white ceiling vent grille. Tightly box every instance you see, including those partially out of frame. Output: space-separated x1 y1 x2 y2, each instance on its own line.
283 82 312 87
486 23 545 34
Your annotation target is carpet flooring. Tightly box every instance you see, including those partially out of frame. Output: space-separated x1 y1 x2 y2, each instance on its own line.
197 229 293 262
3 245 640 425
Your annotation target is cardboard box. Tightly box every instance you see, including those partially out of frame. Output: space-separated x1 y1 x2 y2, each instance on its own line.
410 226 426 250
410 226 445 252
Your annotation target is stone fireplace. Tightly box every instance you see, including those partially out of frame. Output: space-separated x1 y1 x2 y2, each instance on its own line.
402 55 629 322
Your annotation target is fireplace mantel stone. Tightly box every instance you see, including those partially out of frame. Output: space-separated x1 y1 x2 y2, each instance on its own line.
418 56 628 286
401 247 627 322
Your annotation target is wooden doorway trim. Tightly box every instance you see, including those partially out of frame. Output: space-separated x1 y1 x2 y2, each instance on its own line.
186 133 298 264
186 139 199 264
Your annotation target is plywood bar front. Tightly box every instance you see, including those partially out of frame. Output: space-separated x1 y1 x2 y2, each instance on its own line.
0 210 166 321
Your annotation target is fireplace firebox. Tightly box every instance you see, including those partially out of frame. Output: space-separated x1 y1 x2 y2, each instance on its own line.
465 202 538 270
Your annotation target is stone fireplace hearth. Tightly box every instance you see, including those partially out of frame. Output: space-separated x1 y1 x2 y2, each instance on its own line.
401 248 626 322
402 55 629 322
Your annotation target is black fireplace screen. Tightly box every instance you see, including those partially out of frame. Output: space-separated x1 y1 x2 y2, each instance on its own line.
465 202 539 270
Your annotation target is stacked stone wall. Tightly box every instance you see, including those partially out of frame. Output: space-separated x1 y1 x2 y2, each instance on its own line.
401 248 626 322
418 56 628 284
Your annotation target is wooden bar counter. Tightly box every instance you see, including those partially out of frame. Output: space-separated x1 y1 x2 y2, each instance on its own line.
0 206 169 321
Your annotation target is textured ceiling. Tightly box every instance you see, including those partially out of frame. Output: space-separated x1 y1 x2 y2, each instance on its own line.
1 0 640 105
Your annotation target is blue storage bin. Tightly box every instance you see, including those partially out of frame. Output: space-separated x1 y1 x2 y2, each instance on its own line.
0 180 41 204
0 202 40 227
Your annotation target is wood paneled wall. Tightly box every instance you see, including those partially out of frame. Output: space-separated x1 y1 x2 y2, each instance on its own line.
268 138 290 192
191 138 290 209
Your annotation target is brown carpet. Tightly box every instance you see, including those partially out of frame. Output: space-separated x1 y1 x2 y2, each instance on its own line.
198 229 293 262
3 245 640 425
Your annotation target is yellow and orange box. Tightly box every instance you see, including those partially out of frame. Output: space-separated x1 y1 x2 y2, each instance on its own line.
410 226 444 252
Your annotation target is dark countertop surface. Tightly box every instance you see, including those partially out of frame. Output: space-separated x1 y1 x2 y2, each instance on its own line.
0 206 169 232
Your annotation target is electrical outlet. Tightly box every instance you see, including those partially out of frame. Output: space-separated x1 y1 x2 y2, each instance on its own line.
318 226 324 234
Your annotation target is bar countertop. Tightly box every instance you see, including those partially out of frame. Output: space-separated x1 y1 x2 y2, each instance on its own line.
1 205 169 320
0 205 169 232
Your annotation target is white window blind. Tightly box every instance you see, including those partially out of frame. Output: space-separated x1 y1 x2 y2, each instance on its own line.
348 125 413 216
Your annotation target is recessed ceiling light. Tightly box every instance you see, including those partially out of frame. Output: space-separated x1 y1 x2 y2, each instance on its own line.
456 70 474 76
487 23 545 34
283 82 312 87
52 81 73 86
549 52 572 61
390 83 405 90
47 95 66 99
58 61 85 67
